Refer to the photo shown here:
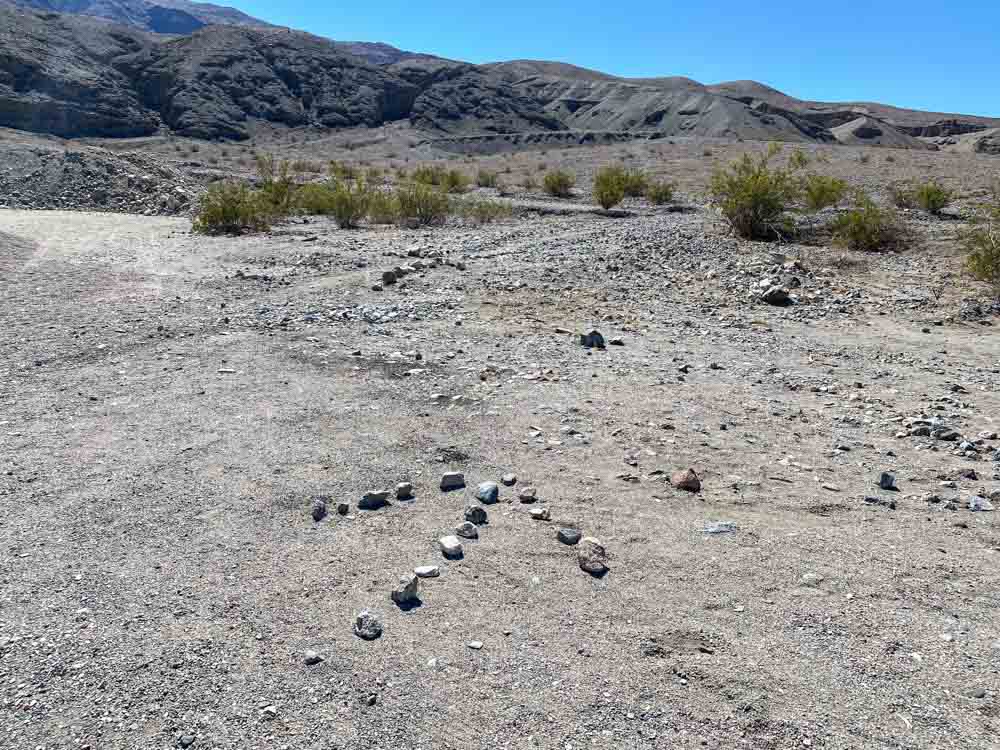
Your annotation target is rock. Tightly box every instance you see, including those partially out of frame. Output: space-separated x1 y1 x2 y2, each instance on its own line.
969 495 995 512
529 507 551 521
414 565 440 578
518 486 538 503
800 572 825 587
557 527 582 545
934 428 961 442
761 286 790 306
467 640 484 650
671 468 702 492
311 498 328 522
609 337 625 346
580 330 606 348
337 502 350 515
303 650 323 665
178 736 196 748
381 270 397 286
354 609 383 640
879 472 897 491
390 574 420 606
502 473 517 486
464 505 488 525
475 481 499 504
396 482 414 500
440 472 465 491
455 521 479 539
578 537 609 576
702 521 738 534
359 490 390 510
439 535 464 558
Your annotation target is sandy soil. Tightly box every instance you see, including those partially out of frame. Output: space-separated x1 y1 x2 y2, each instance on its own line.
1 140 999 750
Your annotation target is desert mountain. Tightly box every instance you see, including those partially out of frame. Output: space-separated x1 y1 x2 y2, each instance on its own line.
3 0 269 33
1 3 998 149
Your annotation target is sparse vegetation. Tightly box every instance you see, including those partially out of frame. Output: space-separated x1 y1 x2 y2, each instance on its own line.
329 161 358 181
964 222 1000 296
802 173 848 211
645 181 676 205
367 190 401 224
620 169 648 197
829 193 903 252
411 165 470 193
327 179 371 228
476 169 499 188
789 150 810 170
192 181 271 235
709 145 799 240
454 197 514 224
543 170 575 198
913 180 953 215
592 166 626 209
396 183 451 226
255 153 296 215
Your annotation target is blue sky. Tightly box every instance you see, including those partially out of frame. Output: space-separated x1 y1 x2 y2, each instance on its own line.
233 0 999 116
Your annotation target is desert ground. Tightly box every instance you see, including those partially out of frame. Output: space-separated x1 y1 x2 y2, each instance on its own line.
1 131 999 750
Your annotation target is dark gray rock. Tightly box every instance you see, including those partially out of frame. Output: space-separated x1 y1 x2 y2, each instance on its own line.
557 527 582 545
353 609 383 640
475 481 499 504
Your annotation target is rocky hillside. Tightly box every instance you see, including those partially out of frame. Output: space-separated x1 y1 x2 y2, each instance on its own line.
3 0 269 34
1 4 998 148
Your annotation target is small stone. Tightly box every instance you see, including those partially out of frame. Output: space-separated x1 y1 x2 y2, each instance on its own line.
359 490 390 510
475 481 499 504
580 330 606 348
557 527 582 545
467 640 484 650
518 486 538 503
353 609 383 640
502 473 517 486
414 565 440 578
261 705 279 719
608 337 625 346
391 574 420 606
381 270 397 285
303 650 323 666
440 472 465 491
879 472 897 491
967 687 988 699
464 505 488 525
703 521 738 534
396 482 414 500
671 468 701 492
801 572 825 587
455 521 479 539
337 502 350 515
311 499 328 522
578 537 608 576
761 286 790 306
178 736 196 748
530 507 551 521
969 495 995 512
439 535 464 558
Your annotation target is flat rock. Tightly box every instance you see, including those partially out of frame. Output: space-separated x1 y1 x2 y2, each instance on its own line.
414 565 440 578
557 527 582 545
455 521 479 539
359 490 390 510
529 507 551 521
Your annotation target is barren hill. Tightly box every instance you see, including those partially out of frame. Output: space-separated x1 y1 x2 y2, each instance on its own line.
1 3 998 149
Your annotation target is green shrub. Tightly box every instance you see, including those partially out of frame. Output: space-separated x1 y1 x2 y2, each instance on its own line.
593 166 626 209
255 153 296 215
476 169 499 188
543 170 575 198
397 183 451 226
192 181 271 235
913 180 953 215
828 194 903 252
963 209 1000 296
789 150 810 170
365 166 383 184
295 182 338 215
367 190 401 224
411 165 469 193
620 169 648 197
454 197 513 224
802 174 849 211
890 182 916 209
329 160 358 181
646 181 676 205
709 147 800 240
327 179 371 228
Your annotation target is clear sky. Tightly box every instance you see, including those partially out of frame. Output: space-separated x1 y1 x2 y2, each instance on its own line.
232 0 999 117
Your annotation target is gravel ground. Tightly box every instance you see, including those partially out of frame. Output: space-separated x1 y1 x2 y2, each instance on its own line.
1 191 999 750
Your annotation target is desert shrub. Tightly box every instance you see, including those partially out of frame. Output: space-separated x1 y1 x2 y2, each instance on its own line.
913 180 953 215
543 170 575 198
411 165 469 193
789 150 810 170
292 159 324 174
295 182 338 215
192 181 271 235
367 190 401 224
454 197 513 224
828 194 903 252
593 166 626 209
255 153 296 215
329 160 358 180
646 180 676 205
327 179 371 228
802 173 849 211
365 166 383 183
476 169 499 188
620 169 648 197
397 183 451 226
709 147 800 240
964 204 1000 296
890 182 916 209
